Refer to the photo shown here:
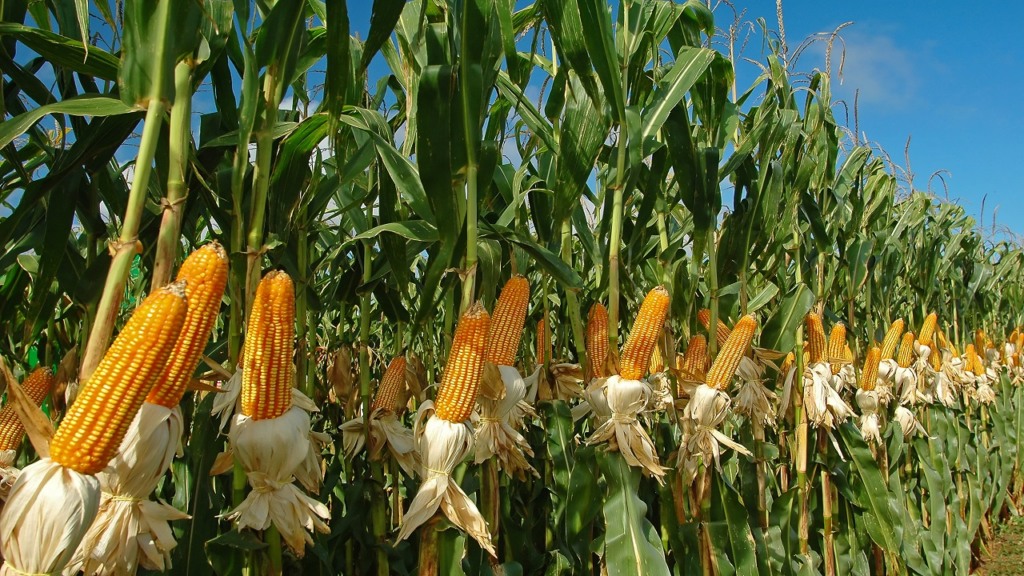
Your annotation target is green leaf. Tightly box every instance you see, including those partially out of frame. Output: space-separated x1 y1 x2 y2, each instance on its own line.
0 95 136 150
837 422 901 554
759 283 814 353
0 23 119 80
599 452 671 576
640 46 716 149
350 221 439 244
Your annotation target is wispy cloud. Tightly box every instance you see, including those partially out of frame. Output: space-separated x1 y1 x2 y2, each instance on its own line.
804 29 921 110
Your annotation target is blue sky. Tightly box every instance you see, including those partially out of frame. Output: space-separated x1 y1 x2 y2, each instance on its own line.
6 1 1021 239
342 1 1023 238
719 0 1023 238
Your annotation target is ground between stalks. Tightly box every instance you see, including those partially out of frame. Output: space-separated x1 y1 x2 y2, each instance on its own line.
978 516 1024 575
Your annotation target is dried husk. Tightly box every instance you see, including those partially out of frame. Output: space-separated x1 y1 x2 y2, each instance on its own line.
68 403 188 574
803 362 853 429
339 409 419 478
894 406 927 439
855 389 881 445
396 402 495 556
732 357 777 428
676 383 752 487
0 459 100 575
224 406 330 555
474 365 537 479
585 375 666 481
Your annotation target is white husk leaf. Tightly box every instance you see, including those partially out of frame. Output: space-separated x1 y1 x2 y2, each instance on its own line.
803 362 853 429
224 407 330 556
894 406 927 439
732 357 777 428
586 375 666 480
339 409 419 478
677 384 752 487
211 367 242 432
549 362 584 401
474 366 537 479
1 450 18 501
0 459 100 575
855 389 881 445
396 402 495 556
571 377 611 423
68 403 188 575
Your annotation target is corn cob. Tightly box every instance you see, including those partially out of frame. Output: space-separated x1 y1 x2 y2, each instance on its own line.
918 313 937 347
619 287 671 381
371 356 407 412
705 315 757 390
536 318 550 366
240 271 295 421
649 338 665 373
897 332 916 368
484 275 529 367
697 308 731 349
779 352 795 376
679 335 710 382
880 319 905 360
586 303 609 378
860 347 881 391
975 329 986 356
146 242 229 408
828 323 847 375
434 303 491 423
806 313 827 364
0 367 54 452
929 344 942 371
50 282 188 474
965 344 979 375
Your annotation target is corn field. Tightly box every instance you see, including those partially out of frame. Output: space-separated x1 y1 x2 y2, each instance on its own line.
1 0 1023 575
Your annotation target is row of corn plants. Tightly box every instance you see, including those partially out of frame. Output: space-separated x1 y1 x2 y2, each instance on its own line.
0 0 1022 574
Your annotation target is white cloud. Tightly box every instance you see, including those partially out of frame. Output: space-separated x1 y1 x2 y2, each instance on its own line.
804 30 920 110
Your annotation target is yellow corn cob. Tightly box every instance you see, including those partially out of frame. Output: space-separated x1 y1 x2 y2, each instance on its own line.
897 332 916 368
0 367 55 452
679 335 710 382
705 315 757 390
860 347 881 391
586 303 609 378
241 271 295 421
828 323 847 375
619 287 671 381
806 313 826 364
649 339 665 373
484 275 530 367
1009 329 1018 348
1016 329 1023 350
50 282 188 474
918 313 937 347
371 356 407 412
880 319 905 360
536 318 550 366
146 242 229 408
434 303 491 423
975 329 986 356
697 308 731 349
965 344 982 376
779 352 795 376
929 345 942 371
